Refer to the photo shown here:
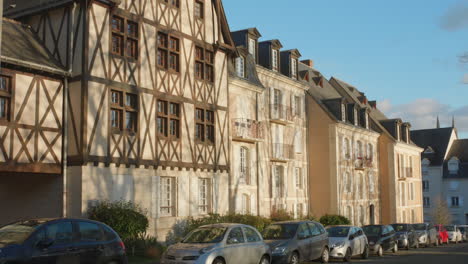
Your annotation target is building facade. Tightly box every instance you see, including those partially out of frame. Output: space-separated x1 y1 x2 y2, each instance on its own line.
412 125 468 225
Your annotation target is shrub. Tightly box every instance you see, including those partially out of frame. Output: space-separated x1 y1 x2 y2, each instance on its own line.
270 208 294 222
124 234 166 258
319 214 351 226
87 200 149 240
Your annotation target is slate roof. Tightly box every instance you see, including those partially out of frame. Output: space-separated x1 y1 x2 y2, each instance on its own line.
443 139 468 178
229 46 264 88
1 18 67 75
298 63 341 101
3 0 73 18
411 127 455 166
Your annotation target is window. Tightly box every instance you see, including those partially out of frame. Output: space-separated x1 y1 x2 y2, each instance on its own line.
110 90 138 132
248 38 256 58
272 49 279 71
46 222 73 244
194 0 204 19
423 197 430 207
448 158 460 174
451 196 460 207
341 104 346 121
274 165 284 197
243 227 261 242
0 75 11 121
294 96 301 116
227 227 244 244
160 177 176 217
365 113 369 129
449 181 460 191
157 33 180 72
356 140 363 159
410 182 414 200
240 147 250 184
422 180 429 192
294 131 302 153
235 56 245 78
111 16 138 59
273 89 281 109
343 138 350 159
199 178 211 214
366 143 373 160
297 223 312 239
360 206 365 226
344 172 352 193
241 194 251 214
78 222 102 242
353 108 358 126
291 58 297 79
157 100 180 139
195 46 214 82
295 167 303 189
163 0 179 8
368 172 375 193
195 108 215 144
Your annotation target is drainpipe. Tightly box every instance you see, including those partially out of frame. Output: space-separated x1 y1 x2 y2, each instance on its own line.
63 1 77 217
256 93 260 216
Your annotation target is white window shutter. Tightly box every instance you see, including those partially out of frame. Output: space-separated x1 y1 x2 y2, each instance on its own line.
460 197 464 207
447 196 452 206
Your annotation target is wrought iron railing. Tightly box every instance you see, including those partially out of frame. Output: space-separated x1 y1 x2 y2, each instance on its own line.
232 118 264 141
270 104 294 122
272 143 294 160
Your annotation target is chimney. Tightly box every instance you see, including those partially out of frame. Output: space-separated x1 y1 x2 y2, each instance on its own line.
358 96 368 105
369 101 377 109
301 59 314 68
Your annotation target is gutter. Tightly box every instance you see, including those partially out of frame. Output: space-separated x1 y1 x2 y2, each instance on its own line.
1 55 71 77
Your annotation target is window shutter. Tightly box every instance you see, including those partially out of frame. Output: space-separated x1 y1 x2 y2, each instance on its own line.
460 197 464 207
447 196 452 207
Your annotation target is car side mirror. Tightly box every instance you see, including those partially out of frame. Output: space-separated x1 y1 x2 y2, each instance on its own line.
349 235 355 240
227 238 239 244
37 239 54 249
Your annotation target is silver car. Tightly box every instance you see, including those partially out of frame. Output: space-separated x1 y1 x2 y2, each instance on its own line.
161 223 271 264
327 226 369 262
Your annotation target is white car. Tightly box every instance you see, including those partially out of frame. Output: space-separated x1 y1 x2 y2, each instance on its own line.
327 225 369 262
445 225 463 243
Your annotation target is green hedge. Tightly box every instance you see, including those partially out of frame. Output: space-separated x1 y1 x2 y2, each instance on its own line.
319 214 351 226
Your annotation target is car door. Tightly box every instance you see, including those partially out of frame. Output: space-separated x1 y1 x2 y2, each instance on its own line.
243 227 265 264
358 228 367 254
380 226 390 251
296 223 313 261
387 226 397 250
348 228 359 256
75 221 106 264
30 221 79 264
308 222 327 260
223 227 246 264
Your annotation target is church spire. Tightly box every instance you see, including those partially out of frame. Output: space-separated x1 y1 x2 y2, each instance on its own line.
452 116 455 128
436 115 440 128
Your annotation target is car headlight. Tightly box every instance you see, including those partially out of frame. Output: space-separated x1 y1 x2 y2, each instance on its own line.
272 247 287 255
369 241 375 245
331 241 346 248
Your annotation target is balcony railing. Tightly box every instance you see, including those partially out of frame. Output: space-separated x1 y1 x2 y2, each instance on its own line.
271 143 294 161
270 104 294 123
232 119 264 141
355 157 373 170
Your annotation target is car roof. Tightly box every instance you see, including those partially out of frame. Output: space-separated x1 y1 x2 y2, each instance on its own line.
326 225 356 228
273 220 315 225
199 223 250 228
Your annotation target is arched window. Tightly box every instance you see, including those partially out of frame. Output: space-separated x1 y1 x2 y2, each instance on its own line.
367 143 373 160
240 147 250 184
356 140 363 159
343 138 350 159
241 194 251 214
448 157 460 174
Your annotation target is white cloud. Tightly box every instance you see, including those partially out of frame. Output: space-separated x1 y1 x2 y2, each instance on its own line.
463 74 468 84
440 0 468 31
380 98 468 134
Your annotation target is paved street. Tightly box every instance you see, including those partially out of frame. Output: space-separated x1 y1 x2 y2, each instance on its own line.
307 243 468 264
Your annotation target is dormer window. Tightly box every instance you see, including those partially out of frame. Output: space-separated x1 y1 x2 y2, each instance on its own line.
448 157 459 174
235 56 245 78
272 49 279 71
341 104 346 122
396 124 401 141
248 38 256 59
291 58 298 79
365 112 369 129
406 127 410 143
353 108 358 126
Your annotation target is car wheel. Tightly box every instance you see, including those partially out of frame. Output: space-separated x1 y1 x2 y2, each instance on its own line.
392 243 398 253
320 247 329 263
259 255 270 264
289 252 299 264
361 245 369 259
213 258 226 264
343 247 352 262
376 245 383 257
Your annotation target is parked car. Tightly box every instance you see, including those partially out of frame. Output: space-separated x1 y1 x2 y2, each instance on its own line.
0 218 127 264
458 225 468 242
326 225 368 262
412 223 439 247
362 225 398 257
161 223 271 264
435 224 449 245
391 223 419 250
445 225 463 243
262 220 329 264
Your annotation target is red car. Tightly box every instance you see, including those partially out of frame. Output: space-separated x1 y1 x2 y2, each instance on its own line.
435 224 449 244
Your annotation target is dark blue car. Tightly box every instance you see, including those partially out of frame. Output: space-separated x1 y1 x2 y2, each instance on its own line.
0 218 127 264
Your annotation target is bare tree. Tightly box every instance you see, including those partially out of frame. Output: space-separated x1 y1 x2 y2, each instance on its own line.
431 197 452 225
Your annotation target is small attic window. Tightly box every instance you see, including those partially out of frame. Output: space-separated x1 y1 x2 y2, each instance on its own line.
248 38 256 59
272 49 279 71
424 147 434 154
353 108 358 126
341 104 346 122
448 157 459 174
291 58 298 79
235 56 245 78
365 112 369 129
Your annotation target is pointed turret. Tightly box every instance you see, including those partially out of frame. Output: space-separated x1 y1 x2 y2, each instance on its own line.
436 116 440 128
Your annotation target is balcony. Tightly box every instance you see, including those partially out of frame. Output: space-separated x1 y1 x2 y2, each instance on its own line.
271 143 294 161
354 157 373 170
232 119 264 142
270 104 294 124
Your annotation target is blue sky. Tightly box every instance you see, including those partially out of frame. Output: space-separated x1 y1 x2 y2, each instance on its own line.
223 0 468 136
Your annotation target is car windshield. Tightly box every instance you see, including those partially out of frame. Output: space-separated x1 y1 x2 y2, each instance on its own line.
445 226 455 231
0 220 44 245
362 226 382 236
413 224 427 231
392 224 407 232
326 227 350 237
459 227 465 232
182 227 226 244
263 224 298 240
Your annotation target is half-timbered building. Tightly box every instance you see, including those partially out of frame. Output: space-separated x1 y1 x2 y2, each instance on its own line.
5 0 235 238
